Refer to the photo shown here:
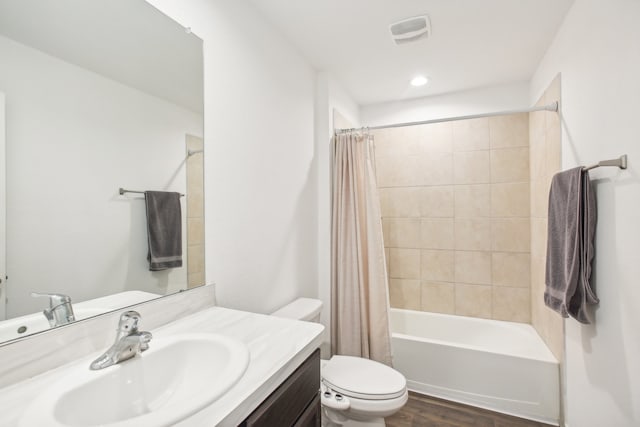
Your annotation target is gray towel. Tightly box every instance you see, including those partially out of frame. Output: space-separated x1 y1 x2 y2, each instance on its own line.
144 191 183 271
544 167 599 323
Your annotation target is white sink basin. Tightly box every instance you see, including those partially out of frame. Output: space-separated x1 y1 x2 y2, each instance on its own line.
19 333 250 427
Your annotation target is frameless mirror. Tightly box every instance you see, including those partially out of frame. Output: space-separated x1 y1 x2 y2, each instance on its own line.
0 0 204 344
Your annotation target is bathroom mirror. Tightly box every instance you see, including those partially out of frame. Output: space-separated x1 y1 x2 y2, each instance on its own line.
0 0 204 343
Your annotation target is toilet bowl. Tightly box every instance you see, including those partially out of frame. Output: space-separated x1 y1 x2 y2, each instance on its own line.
271 298 408 426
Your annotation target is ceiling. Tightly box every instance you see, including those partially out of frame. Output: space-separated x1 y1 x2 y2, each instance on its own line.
248 0 575 106
0 0 203 113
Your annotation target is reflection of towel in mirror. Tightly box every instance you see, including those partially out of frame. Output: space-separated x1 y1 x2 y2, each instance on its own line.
144 191 182 271
544 167 598 324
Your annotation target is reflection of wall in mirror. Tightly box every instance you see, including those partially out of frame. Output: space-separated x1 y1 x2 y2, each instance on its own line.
0 92 5 321
0 34 204 318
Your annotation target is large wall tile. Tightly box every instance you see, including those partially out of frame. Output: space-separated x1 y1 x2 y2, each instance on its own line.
530 178 549 218
455 218 491 251
493 286 531 323
531 255 545 286
530 138 546 181
414 122 453 153
187 217 205 246
389 248 421 279
455 251 492 285
186 190 204 219
455 284 492 318
454 150 491 184
187 244 205 273
529 110 546 144
188 271 205 288
452 118 490 151
419 186 454 217
545 127 562 175
544 313 564 361
492 218 530 252
492 252 530 287
489 113 529 149
379 187 421 217
389 279 421 310
376 154 417 187
530 218 548 259
378 153 454 187
417 153 454 186
421 250 455 282
386 218 421 248
421 282 455 314
490 147 529 183
454 184 491 218
421 218 454 249
491 182 530 217
373 128 416 157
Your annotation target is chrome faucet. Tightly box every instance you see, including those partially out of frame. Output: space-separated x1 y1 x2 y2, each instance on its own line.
31 292 76 327
90 310 152 370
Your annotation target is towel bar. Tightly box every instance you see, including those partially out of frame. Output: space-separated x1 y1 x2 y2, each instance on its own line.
583 154 627 171
119 188 185 197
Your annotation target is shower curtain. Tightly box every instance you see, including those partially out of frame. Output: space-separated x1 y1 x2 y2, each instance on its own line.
330 131 392 366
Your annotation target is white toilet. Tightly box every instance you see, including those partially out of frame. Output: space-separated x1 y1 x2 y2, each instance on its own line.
271 298 408 427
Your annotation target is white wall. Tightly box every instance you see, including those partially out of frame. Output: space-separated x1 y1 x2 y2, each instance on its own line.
146 0 319 314
531 1 640 426
315 73 361 355
361 82 530 127
0 35 203 317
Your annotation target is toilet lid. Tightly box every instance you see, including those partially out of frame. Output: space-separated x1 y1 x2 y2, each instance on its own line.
322 355 406 400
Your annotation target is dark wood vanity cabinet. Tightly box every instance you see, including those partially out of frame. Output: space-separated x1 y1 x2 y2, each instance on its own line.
240 349 321 427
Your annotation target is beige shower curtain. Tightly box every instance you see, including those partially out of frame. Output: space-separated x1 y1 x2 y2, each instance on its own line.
330 131 392 365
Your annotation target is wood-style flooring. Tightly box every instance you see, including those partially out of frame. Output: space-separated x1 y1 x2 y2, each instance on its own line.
385 392 554 427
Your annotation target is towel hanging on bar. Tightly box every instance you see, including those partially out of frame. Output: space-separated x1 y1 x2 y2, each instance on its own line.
144 191 183 271
545 167 598 323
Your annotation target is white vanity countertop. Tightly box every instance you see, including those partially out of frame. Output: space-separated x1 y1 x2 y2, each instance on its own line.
0 306 325 427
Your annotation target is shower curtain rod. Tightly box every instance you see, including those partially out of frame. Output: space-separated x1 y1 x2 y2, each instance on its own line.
334 101 559 133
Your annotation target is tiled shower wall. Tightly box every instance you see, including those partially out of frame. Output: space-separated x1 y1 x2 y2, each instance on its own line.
374 114 531 322
530 76 563 359
186 134 205 289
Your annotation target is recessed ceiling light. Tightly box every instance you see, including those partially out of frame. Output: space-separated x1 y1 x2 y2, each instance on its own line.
410 75 428 87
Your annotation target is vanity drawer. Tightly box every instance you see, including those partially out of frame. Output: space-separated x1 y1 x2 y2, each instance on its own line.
240 349 320 427
293 394 321 427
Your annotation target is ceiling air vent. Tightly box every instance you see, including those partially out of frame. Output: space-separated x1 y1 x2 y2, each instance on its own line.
389 15 430 45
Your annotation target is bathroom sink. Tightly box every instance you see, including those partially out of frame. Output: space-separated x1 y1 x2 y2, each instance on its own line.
19 333 250 427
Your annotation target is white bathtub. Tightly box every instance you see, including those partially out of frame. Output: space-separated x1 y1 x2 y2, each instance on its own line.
390 308 559 425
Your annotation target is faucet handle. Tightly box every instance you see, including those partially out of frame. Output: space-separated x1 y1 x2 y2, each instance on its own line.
31 292 72 307
139 331 153 352
118 311 142 333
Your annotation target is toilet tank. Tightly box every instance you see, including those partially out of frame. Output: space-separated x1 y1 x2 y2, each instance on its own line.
271 298 323 323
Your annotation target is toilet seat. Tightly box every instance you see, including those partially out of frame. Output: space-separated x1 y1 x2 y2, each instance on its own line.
321 355 406 400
